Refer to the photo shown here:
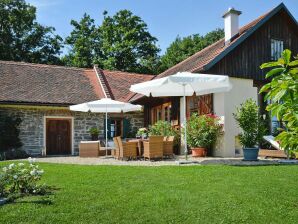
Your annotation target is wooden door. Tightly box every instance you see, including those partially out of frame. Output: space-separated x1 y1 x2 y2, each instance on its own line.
46 119 71 155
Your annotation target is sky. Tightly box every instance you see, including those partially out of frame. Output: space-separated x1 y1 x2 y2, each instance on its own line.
27 0 298 54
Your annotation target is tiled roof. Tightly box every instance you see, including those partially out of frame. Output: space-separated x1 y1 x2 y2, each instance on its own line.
129 4 282 102
157 11 269 78
99 69 154 102
0 61 106 105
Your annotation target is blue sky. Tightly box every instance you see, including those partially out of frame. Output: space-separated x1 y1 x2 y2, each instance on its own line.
27 0 298 54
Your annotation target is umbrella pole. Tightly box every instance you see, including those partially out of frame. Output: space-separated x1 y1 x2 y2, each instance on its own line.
183 84 188 160
105 104 108 157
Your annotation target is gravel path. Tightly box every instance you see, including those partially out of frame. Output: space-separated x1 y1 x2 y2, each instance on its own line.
17 156 297 166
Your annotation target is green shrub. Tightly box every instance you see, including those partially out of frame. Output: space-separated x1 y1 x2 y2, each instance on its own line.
260 49 298 153
149 121 180 144
233 99 266 148
0 158 49 201
0 113 22 152
186 114 222 148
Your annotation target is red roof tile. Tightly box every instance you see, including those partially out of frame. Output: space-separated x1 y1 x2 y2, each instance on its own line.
0 61 105 105
99 69 154 102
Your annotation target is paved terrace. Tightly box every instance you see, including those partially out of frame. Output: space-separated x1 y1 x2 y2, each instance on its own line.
18 156 298 166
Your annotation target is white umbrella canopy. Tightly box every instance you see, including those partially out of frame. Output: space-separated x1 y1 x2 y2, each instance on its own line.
70 98 142 156
130 72 232 159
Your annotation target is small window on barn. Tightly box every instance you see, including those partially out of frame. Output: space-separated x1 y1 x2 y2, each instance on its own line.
271 39 284 60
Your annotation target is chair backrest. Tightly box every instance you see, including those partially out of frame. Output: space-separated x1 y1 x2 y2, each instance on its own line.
163 136 168 141
113 137 119 150
149 136 164 144
116 136 123 149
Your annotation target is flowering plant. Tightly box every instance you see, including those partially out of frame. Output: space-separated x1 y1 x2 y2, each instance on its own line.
186 113 223 148
0 157 48 200
136 127 148 136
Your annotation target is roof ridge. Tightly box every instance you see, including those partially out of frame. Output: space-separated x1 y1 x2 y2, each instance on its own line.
102 69 154 77
0 60 91 71
157 38 224 78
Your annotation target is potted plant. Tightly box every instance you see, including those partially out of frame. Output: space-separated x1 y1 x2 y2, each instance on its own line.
186 113 222 157
89 127 99 140
233 99 265 161
136 127 148 139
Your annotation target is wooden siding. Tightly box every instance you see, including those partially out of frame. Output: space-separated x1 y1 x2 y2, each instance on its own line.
207 9 298 81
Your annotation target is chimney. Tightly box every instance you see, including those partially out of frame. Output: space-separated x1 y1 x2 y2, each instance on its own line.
222 7 242 44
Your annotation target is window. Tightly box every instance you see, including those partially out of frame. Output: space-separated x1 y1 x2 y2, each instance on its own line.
151 102 172 124
187 94 213 117
271 39 284 60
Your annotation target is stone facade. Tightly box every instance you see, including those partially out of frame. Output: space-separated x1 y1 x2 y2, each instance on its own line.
0 106 144 155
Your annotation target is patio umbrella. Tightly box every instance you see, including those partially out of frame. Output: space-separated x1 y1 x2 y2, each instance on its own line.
130 72 232 159
70 98 142 156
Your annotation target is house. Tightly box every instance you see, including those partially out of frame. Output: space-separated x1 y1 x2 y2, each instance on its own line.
0 61 153 155
129 3 298 157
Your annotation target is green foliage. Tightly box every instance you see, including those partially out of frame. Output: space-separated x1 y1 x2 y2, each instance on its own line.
260 49 298 152
0 159 49 201
233 99 266 148
63 13 99 68
0 0 63 64
0 113 22 152
136 127 148 137
89 127 99 136
159 29 224 72
148 121 180 145
65 10 160 74
186 114 222 148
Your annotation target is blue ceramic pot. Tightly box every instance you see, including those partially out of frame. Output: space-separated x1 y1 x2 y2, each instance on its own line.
243 147 259 161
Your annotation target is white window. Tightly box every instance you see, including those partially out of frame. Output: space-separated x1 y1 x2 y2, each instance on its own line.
271 39 284 60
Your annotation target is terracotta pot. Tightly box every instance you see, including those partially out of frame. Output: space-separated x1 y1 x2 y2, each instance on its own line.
191 147 207 157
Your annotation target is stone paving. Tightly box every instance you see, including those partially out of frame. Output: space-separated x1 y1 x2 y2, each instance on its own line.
20 155 298 166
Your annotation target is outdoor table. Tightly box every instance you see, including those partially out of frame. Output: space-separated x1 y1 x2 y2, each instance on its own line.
127 139 148 157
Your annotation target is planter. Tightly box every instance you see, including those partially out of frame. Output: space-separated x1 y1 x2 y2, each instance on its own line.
91 134 98 141
191 147 207 157
243 147 259 161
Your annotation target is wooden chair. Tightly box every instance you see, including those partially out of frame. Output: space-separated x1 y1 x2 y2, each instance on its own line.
116 136 138 160
112 137 120 159
143 136 164 160
163 136 174 157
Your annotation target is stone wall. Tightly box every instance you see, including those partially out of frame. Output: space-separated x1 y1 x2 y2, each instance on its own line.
0 106 144 155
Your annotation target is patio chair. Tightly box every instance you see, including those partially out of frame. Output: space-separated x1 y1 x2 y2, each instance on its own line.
116 136 138 160
143 136 164 160
112 137 120 159
163 136 175 157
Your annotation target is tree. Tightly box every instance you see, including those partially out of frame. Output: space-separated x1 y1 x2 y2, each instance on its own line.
159 29 224 72
0 0 63 64
260 49 298 155
97 10 160 74
63 13 99 68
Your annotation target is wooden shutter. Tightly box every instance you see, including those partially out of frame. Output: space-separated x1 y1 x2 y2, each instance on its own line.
198 94 213 115
122 118 130 138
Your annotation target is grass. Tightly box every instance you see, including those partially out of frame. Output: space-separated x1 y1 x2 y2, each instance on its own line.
0 162 298 224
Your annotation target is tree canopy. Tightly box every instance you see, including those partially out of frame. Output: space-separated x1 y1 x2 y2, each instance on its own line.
63 13 99 68
64 10 160 74
0 0 63 64
159 29 224 72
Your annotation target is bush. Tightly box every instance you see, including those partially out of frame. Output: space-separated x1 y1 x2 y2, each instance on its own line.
0 148 29 161
233 99 266 148
260 49 298 153
186 114 222 148
0 113 22 152
149 121 180 144
0 158 49 200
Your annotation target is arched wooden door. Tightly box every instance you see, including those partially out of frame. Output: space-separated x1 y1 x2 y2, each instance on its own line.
46 118 71 155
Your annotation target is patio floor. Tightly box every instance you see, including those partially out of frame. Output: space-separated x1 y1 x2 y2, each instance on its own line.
18 156 298 166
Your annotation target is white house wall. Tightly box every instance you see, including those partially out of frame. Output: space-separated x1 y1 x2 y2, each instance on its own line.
213 77 258 157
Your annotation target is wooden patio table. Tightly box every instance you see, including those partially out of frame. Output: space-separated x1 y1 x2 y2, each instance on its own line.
127 139 148 157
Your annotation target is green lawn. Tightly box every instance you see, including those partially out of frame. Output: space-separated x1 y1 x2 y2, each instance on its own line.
0 163 298 224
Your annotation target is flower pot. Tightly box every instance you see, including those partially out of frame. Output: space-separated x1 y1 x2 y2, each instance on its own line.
191 147 206 157
91 134 98 141
243 147 259 161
